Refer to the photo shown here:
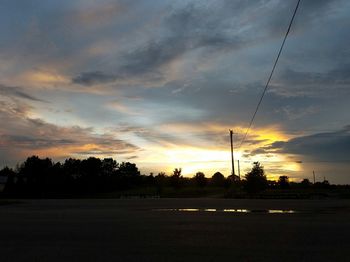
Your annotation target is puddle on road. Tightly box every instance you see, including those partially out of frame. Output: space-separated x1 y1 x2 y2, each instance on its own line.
154 208 296 214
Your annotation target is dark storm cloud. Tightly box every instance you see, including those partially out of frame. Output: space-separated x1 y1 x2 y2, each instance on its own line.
269 126 350 161
248 148 271 157
244 138 270 146
74 149 137 156
1 0 344 87
270 63 350 97
72 71 118 86
0 84 47 102
66 0 345 86
0 135 74 149
72 2 245 85
70 0 349 132
118 4 241 74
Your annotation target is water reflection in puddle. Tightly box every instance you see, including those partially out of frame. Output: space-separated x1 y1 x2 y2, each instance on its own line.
155 208 296 214
223 209 249 213
268 209 295 214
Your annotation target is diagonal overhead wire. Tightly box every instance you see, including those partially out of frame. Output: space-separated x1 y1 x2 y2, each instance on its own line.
238 0 301 149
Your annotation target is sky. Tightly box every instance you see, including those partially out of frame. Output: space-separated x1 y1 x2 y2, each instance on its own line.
0 0 349 183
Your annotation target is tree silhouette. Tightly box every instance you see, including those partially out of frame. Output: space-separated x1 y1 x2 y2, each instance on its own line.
19 156 53 196
211 172 225 187
1 167 16 193
102 158 118 177
79 157 102 192
170 168 182 189
278 175 290 189
194 172 207 187
244 162 267 194
155 172 166 195
117 162 141 188
63 158 81 179
300 178 311 188
0 155 341 198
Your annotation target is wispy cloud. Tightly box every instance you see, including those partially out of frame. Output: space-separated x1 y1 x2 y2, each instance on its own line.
72 71 118 86
0 98 139 163
0 84 47 102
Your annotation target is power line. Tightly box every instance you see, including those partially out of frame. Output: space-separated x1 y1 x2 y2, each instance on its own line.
238 0 302 149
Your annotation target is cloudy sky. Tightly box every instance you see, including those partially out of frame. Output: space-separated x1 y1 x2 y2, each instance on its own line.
0 0 349 183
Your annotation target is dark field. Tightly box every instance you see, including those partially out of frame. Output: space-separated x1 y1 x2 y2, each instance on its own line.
1 199 350 261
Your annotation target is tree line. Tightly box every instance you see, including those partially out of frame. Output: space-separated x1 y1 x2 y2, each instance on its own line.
0 156 338 197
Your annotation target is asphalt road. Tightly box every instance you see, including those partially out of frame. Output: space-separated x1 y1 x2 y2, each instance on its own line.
1 198 350 261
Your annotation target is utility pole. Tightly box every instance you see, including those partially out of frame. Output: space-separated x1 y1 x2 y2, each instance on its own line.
313 170 316 184
229 130 235 177
237 159 241 181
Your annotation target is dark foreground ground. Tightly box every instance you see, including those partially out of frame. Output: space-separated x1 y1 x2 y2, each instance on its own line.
1 198 350 261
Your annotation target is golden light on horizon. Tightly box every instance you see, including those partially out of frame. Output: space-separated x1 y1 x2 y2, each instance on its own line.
15 124 304 180
252 126 291 143
137 145 232 176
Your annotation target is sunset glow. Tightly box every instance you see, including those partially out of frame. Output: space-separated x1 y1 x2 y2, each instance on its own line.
0 0 349 183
